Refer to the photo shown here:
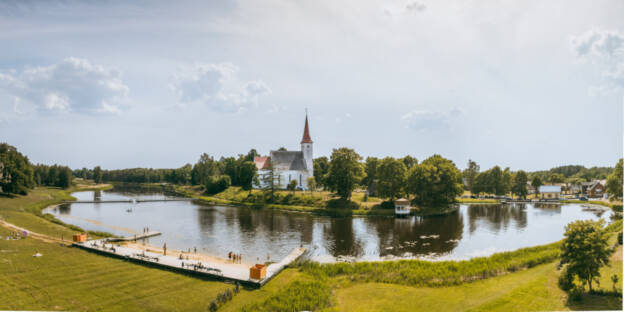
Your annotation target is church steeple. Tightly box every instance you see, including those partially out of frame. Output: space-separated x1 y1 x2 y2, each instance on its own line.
301 114 313 144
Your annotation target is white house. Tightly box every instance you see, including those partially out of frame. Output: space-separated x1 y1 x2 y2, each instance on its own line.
254 114 314 189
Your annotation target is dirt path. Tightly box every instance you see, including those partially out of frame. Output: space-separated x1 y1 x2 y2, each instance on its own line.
0 218 66 244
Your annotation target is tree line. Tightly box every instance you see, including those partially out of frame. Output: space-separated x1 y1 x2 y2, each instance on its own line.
2 141 621 204
0 143 73 194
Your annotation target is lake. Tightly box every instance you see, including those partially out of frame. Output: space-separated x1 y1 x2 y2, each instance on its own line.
43 188 613 263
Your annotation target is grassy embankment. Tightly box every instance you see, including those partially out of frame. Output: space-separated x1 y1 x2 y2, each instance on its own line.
1 186 621 311
174 185 496 217
0 182 116 240
224 220 623 311
174 185 403 217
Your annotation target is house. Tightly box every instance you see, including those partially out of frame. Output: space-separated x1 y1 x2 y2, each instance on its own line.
254 114 314 189
539 185 561 200
586 180 606 198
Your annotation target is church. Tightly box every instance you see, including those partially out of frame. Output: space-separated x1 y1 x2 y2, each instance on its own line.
254 114 314 189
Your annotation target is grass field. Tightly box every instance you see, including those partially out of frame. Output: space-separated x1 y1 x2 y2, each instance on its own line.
0 186 622 311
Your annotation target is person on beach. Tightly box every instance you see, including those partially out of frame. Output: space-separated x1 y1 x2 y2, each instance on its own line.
228 251 232 260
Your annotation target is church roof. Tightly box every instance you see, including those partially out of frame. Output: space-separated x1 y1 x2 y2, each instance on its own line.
270 151 308 171
301 115 312 144
254 156 270 170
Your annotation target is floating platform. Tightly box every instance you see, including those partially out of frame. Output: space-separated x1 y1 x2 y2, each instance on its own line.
64 199 194 204
73 233 305 288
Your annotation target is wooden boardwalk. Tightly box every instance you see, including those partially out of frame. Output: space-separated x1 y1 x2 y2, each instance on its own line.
64 199 193 204
73 234 305 288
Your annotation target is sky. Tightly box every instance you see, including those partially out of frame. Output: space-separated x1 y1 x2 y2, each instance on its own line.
0 0 623 171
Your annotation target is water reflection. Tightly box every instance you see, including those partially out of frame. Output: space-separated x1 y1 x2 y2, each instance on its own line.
468 204 527 234
46 189 614 262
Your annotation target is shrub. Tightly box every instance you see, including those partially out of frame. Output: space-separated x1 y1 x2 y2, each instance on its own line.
380 200 395 209
205 176 231 195
558 266 574 291
570 285 584 301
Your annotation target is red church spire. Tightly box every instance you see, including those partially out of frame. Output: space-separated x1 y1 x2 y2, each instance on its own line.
301 114 313 144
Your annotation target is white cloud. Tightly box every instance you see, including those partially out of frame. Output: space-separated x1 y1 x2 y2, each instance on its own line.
570 29 624 94
0 57 129 115
401 107 461 132
170 63 271 113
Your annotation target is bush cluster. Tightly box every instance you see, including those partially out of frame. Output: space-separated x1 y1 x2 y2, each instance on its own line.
205 176 231 195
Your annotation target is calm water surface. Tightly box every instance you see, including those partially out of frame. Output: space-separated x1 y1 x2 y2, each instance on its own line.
44 188 613 263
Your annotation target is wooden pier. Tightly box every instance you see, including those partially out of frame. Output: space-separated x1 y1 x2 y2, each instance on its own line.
73 233 305 288
64 198 193 204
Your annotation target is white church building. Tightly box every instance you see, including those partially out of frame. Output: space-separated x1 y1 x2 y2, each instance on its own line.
254 114 314 189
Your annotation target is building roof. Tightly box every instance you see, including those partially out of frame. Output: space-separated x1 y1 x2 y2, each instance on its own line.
254 156 270 170
270 150 308 171
539 185 561 193
301 115 312 144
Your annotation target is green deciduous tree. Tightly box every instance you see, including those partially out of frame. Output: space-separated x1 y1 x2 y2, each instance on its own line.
512 170 528 199
463 159 480 193
313 157 329 189
559 220 614 292
287 179 298 192
400 155 418 170
93 166 102 184
406 154 463 207
376 157 407 200
325 148 363 200
532 176 543 196
306 176 316 192
606 158 623 199
361 157 379 192
0 143 35 195
238 161 258 193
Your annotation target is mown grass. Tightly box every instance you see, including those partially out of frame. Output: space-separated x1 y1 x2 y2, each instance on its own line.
0 226 236 311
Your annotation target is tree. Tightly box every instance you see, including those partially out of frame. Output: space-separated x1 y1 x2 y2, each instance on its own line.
502 167 512 195
313 157 329 189
376 157 407 200
287 179 298 192
238 161 258 193
93 166 102 184
58 166 73 189
547 172 565 184
361 157 379 191
606 158 623 199
261 162 278 201
277 147 287 151
400 155 418 170
406 155 463 207
0 143 35 195
560 220 614 292
532 176 542 197
306 176 316 192
512 170 528 199
191 153 220 185
463 159 480 193
325 148 363 200
489 166 505 195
